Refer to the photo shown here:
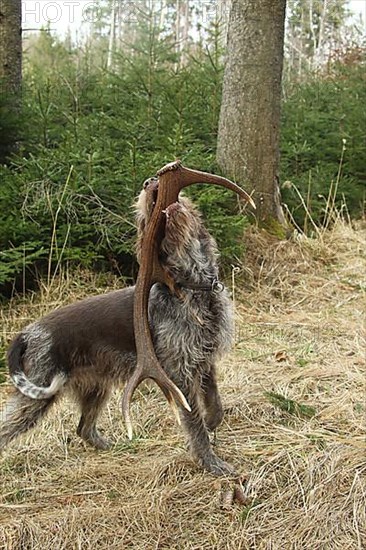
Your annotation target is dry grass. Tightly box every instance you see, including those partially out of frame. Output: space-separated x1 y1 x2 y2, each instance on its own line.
0 222 365 550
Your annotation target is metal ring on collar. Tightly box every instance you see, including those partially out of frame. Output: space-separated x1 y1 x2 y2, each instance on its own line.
211 279 225 293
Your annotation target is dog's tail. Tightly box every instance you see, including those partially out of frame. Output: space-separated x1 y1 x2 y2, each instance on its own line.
7 333 66 400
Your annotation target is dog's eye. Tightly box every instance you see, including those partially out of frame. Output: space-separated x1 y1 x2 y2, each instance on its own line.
143 177 158 190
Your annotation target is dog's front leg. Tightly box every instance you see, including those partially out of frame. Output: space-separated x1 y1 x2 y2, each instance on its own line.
201 365 224 432
177 376 236 477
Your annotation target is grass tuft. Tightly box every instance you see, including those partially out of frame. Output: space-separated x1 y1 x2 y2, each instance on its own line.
264 391 316 419
0 220 365 549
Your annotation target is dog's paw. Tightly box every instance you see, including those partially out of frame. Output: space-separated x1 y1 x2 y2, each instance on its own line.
201 453 237 477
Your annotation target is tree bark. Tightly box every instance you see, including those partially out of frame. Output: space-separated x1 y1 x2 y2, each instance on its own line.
0 0 22 93
217 0 287 228
0 0 22 160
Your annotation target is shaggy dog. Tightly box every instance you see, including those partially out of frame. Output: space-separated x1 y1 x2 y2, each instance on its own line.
0 182 235 475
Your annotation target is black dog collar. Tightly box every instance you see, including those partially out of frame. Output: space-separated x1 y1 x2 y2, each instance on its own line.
177 277 225 293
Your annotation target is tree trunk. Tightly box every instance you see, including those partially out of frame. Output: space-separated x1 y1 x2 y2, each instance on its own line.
0 0 22 160
315 0 328 68
217 0 287 229
107 3 116 70
0 0 21 92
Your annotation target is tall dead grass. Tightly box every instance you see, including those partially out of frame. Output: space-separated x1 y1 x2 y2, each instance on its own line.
0 221 365 550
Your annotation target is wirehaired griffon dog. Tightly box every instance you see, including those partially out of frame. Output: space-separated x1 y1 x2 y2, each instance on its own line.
0 185 236 476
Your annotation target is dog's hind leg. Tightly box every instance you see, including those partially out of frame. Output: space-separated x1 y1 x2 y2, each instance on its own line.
75 385 111 450
0 392 55 452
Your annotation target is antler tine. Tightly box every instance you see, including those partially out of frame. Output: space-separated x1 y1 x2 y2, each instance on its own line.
122 359 186 440
157 160 256 209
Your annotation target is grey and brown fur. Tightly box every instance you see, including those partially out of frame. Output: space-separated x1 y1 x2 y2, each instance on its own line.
0 187 235 476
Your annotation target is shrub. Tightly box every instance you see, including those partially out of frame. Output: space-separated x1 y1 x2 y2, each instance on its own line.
281 55 366 227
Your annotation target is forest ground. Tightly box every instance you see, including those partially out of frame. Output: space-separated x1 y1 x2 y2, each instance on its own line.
0 222 365 550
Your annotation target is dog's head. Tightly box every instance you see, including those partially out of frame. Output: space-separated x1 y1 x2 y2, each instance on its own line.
135 179 218 283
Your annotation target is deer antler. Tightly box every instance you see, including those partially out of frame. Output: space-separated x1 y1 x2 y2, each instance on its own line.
122 160 255 439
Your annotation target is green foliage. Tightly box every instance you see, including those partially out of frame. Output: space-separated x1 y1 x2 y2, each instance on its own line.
0 18 364 293
0 22 230 293
265 391 316 419
0 243 46 286
281 57 366 227
0 79 24 162
188 184 249 263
